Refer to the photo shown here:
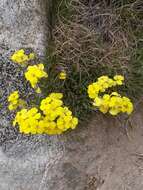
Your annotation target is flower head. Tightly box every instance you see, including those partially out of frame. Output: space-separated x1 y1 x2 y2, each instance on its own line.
88 75 133 116
11 49 35 64
8 91 19 110
25 64 48 92
114 75 124 85
13 92 78 135
59 71 66 80
13 108 42 134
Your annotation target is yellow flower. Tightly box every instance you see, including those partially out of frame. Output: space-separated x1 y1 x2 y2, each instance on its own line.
13 107 42 134
109 96 119 107
93 97 102 106
111 92 120 97
51 99 63 109
71 118 78 129
49 93 63 100
109 108 120 116
8 91 19 102
122 97 133 114
25 64 48 91
88 75 121 100
88 83 100 99
35 87 41 94
11 49 35 64
108 79 116 87
98 75 109 82
98 76 117 90
88 76 134 116
99 105 109 114
114 75 124 85
29 53 35 60
8 104 18 111
8 91 20 111
12 93 79 135
126 102 133 115
13 108 28 126
59 71 66 80
103 94 110 100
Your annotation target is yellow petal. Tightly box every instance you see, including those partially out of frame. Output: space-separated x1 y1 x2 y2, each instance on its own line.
109 108 119 116
36 87 41 94
93 97 102 106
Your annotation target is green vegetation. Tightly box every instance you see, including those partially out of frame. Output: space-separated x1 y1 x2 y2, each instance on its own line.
45 0 143 121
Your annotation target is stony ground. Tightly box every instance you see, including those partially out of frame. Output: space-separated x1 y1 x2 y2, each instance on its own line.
0 93 143 190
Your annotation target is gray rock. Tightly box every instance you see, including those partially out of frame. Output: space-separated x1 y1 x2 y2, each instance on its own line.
0 0 49 55
1 109 143 190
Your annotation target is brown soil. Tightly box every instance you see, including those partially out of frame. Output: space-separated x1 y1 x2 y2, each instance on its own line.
54 104 143 190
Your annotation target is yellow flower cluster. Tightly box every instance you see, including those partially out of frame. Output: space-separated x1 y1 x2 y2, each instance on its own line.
11 49 35 64
8 91 20 110
88 75 124 99
8 50 77 136
8 91 26 111
59 71 67 80
93 93 133 115
25 64 48 93
13 93 78 135
13 108 42 134
88 75 133 115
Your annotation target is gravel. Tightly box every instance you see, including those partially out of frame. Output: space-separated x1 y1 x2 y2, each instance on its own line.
0 51 33 145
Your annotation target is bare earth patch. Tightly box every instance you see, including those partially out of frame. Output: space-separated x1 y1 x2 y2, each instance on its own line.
47 104 143 190
0 105 143 190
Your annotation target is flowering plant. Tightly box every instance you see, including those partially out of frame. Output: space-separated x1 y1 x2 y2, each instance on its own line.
7 49 134 135
13 93 78 135
8 49 78 135
88 75 133 115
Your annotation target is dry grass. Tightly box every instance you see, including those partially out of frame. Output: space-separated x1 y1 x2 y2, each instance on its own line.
45 0 143 120
52 0 135 71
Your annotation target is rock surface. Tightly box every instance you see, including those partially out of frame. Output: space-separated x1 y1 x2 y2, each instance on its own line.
0 0 49 55
0 107 143 190
0 0 143 190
